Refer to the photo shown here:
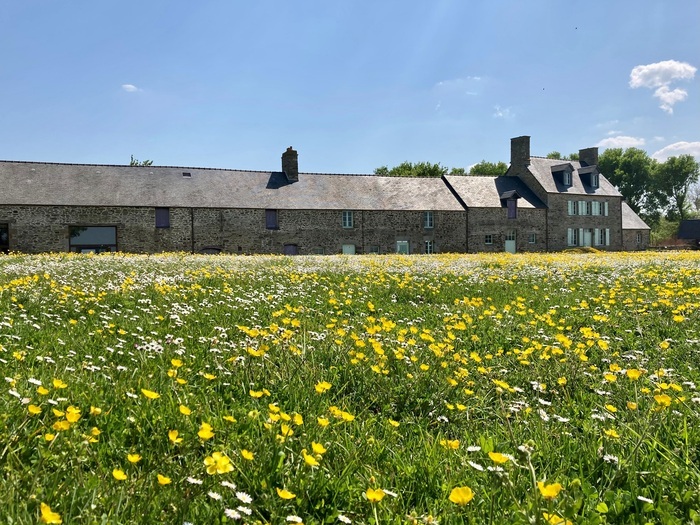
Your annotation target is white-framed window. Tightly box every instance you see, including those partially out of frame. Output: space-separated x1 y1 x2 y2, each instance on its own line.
636 232 642 244
342 244 356 254
591 201 601 216
424 240 435 254
585 201 592 215
595 228 610 246
578 201 587 215
603 202 609 216
563 171 572 186
506 230 516 242
342 211 354 229
568 201 577 216
567 228 579 246
396 240 409 254
592 173 599 188
423 211 434 229
484 234 493 245
528 233 537 244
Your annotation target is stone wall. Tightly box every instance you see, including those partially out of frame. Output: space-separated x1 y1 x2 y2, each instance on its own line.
546 195 623 251
622 229 650 251
466 207 547 252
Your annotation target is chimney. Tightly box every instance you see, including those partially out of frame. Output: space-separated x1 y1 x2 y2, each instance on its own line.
510 136 531 174
578 147 599 167
282 146 298 182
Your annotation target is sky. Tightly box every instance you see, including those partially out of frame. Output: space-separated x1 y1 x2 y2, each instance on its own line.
2 1 699 174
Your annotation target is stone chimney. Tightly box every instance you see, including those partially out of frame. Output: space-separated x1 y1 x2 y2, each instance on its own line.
510 136 531 174
578 147 599 167
282 147 298 182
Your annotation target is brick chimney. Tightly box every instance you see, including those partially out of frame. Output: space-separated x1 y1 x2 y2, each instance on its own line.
282 147 298 182
578 147 599 167
510 136 531 174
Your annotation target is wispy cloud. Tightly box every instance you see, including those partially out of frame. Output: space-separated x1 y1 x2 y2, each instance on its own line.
596 135 646 149
652 141 700 161
121 84 141 93
629 60 697 114
493 105 514 119
432 76 484 113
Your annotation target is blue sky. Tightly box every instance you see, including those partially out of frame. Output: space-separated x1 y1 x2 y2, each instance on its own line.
2 1 698 173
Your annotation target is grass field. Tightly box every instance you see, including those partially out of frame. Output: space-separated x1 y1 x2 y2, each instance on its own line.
1 252 699 525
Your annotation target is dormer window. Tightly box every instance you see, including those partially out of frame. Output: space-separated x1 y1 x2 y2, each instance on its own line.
499 190 520 219
578 166 600 188
563 171 572 186
592 173 599 188
552 163 574 186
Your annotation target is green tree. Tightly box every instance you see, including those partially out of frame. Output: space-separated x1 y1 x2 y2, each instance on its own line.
598 148 659 219
130 155 153 166
546 151 579 161
654 155 700 220
469 160 508 176
373 161 448 178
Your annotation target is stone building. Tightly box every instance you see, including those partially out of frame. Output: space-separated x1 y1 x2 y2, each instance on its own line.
0 137 649 254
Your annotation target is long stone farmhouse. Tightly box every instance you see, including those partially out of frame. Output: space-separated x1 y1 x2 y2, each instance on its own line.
0 136 649 255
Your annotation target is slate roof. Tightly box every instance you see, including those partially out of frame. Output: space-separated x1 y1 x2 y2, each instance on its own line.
527 157 621 197
0 161 464 211
678 219 700 239
621 202 650 230
443 175 546 209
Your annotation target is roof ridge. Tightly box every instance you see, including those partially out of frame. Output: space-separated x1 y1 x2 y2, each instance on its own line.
0 159 275 174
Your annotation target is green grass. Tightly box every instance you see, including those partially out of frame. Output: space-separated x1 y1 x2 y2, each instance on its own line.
1 251 699 524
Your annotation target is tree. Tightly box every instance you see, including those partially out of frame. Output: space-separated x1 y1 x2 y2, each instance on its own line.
598 148 659 219
654 155 700 220
373 161 448 178
130 155 153 166
546 151 579 161
469 161 508 176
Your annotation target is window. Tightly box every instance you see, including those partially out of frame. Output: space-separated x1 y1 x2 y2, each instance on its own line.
69 226 117 253
424 240 435 254
528 233 537 244
342 211 354 229
507 199 517 219
591 201 601 216
155 207 170 228
368 245 380 254
484 234 493 245
563 171 572 186
578 201 587 215
636 232 642 244
182 172 192 178
266 209 278 229
585 201 592 216
396 240 409 254
603 202 609 216
568 201 577 216
0 224 8 253
592 173 599 188
567 228 579 246
313 247 325 255
423 211 434 229
342 244 356 255
283 244 299 255
506 230 516 242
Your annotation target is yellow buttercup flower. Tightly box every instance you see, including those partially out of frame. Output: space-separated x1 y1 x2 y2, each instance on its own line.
40 502 62 524
141 389 160 400
488 451 510 464
28 404 42 415
365 488 385 503
198 422 214 440
448 486 474 505
157 474 171 485
112 469 127 480
53 379 68 389
127 453 142 464
241 449 254 461
537 481 563 499
315 381 332 394
311 442 327 455
179 405 191 416
302 449 319 467
276 487 296 500
168 430 183 444
204 452 233 475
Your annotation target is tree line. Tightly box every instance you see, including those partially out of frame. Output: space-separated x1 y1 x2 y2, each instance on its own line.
374 149 700 224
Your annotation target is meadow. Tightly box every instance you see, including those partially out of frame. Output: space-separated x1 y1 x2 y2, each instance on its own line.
1 251 699 525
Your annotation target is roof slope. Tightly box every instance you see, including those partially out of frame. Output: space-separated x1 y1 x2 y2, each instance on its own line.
678 219 700 239
0 161 464 211
528 157 622 197
621 202 650 230
444 175 546 208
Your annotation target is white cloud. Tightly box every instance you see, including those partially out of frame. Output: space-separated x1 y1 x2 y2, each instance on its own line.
652 141 700 161
493 105 514 119
606 130 622 136
629 60 697 114
121 84 141 93
596 135 646 149
433 76 482 96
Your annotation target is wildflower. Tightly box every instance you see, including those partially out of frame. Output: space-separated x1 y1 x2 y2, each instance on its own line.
315 381 332 394
249 389 264 398
537 481 563 499
168 429 183 444
186 477 203 485
224 508 241 519
28 404 42 415
198 422 214 440
626 369 643 380
236 491 252 504
112 469 127 480
277 487 296 500
627 401 638 410
287 516 303 523
654 394 672 407
37 386 50 395
293 413 304 425
604 428 620 439
241 449 254 461
44 433 56 441
221 480 237 490
127 453 142 463
637 495 653 503
468 460 485 471
448 486 474 505
141 389 160 400
53 379 68 389
65 406 81 423
53 421 71 431
40 502 62 524
208 491 222 500
488 452 510 464
157 474 171 485
179 405 191 415
440 439 460 450
365 488 385 503
302 449 319 467
89 406 102 416
317 416 330 427
204 452 234 475
603 454 619 464
543 513 572 525
311 442 327 455
338 515 352 523
223 415 237 423
237 506 252 516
